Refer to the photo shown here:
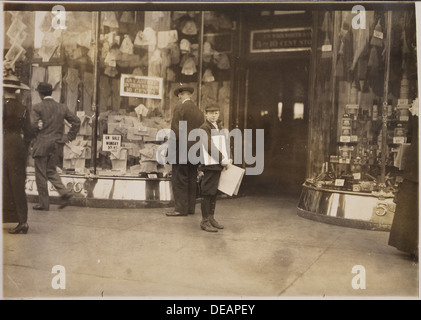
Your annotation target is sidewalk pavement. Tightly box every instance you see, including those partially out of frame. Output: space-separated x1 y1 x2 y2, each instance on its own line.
1 195 419 299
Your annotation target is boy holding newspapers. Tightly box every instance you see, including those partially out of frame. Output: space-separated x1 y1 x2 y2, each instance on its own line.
199 104 231 232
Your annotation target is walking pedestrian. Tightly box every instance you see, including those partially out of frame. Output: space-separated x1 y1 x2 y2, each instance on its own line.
388 98 419 261
30 82 81 211
166 84 204 217
2 73 33 234
198 104 230 232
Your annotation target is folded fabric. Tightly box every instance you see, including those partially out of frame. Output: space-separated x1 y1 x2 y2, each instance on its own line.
110 148 128 160
134 27 157 47
128 126 149 140
135 104 149 117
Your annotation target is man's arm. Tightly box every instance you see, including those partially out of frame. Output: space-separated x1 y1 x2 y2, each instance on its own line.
64 107 81 142
171 106 183 140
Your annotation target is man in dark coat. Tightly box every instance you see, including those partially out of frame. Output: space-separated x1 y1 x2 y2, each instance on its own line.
2 73 33 234
31 82 81 211
388 98 419 261
166 84 204 217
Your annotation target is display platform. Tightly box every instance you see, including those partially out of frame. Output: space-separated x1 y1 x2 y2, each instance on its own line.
25 173 174 209
297 184 396 231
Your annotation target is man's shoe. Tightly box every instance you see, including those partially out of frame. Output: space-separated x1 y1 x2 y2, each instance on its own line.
200 220 218 232
58 193 72 209
8 223 29 234
33 204 48 211
166 211 187 217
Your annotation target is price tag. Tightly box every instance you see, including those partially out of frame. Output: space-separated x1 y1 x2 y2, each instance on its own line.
353 172 361 180
393 137 406 144
340 136 351 143
351 135 358 142
374 30 383 39
335 179 345 187
322 44 332 52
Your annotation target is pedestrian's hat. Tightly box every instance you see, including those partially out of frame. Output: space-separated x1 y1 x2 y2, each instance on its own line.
3 74 30 90
205 104 220 112
174 83 194 97
36 82 53 93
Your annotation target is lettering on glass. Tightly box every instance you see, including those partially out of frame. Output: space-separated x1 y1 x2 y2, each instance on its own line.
250 27 312 53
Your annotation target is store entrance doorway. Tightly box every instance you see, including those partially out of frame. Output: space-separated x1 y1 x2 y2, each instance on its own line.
242 59 309 196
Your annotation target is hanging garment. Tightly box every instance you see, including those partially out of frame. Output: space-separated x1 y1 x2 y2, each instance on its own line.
63 68 80 114
169 42 181 64
336 41 345 80
31 66 46 105
351 26 370 72
102 12 119 29
99 76 111 112
47 66 62 103
111 79 121 112
120 11 134 24
120 34 134 54
321 11 332 33
83 72 94 115
149 49 163 77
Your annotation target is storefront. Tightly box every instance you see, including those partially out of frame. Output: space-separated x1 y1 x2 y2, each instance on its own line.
3 2 418 226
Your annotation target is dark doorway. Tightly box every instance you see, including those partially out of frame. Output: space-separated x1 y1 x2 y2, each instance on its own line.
242 59 309 196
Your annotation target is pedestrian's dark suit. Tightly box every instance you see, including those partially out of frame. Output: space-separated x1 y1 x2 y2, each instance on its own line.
388 114 419 257
170 98 204 215
31 97 81 209
198 119 225 220
2 98 33 223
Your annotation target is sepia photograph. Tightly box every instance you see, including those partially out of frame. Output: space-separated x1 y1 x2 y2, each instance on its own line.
1 0 419 304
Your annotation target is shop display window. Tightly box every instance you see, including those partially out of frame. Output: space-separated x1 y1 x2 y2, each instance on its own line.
9 10 235 177
306 9 418 195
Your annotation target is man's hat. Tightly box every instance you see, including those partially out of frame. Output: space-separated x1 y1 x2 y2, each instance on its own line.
173 83 194 97
205 104 220 112
36 82 53 93
3 74 30 90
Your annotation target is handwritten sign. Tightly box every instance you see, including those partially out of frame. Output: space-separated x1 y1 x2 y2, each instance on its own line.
250 27 312 53
102 134 121 151
120 74 163 99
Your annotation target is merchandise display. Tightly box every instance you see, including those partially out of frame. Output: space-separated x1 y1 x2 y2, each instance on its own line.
304 10 417 198
12 10 234 179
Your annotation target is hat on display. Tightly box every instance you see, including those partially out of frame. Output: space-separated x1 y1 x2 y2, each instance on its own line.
203 42 214 63
202 68 215 82
181 57 197 75
181 20 198 35
3 74 30 90
174 83 194 97
36 82 53 93
205 104 220 112
180 39 191 54
214 53 230 70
